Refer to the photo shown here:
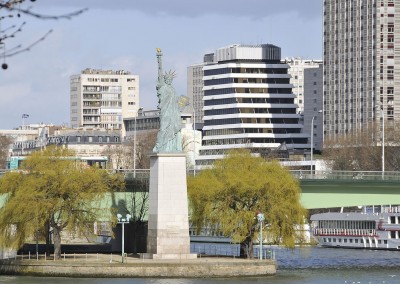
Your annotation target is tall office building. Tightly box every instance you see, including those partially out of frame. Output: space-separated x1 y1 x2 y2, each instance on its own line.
70 68 139 130
324 0 400 140
196 44 309 166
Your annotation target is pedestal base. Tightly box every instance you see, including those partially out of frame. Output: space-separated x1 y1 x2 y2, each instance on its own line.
146 153 196 259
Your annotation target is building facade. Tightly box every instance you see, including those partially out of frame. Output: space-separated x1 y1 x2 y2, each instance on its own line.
196 44 309 167
303 64 324 152
70 68 139 130
187 63 205 126
284 58 323 114
324 0 400 140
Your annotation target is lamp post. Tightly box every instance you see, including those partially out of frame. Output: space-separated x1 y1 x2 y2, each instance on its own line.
379 106 385 179
133 107 143 178
117 213 131 263
310 110 322 175
193 109 196 176
257 212 265 260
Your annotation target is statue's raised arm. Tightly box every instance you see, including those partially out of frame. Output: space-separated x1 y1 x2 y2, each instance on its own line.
156 48 163 88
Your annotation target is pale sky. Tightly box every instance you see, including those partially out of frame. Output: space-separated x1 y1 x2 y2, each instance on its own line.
0 0 323 129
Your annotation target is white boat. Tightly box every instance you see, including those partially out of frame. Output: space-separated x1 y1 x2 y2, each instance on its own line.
310 206 400 250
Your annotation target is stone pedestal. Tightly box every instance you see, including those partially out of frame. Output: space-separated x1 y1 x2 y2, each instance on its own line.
144 153 197 260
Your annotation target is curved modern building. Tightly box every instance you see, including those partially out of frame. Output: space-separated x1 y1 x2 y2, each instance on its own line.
196 44 309 166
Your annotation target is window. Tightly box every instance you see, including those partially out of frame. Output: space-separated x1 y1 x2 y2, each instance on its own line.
88 136 93 142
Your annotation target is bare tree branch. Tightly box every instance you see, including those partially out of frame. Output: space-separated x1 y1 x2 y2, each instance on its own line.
0 0 87 69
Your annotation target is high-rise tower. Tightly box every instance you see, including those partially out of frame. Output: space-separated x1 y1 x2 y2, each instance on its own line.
324 0 400 140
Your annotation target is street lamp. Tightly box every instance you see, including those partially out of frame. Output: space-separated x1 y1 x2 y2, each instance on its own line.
256 212 265 260
192 109 196 176
133 107 143 178
310 110 322 175
117 213 131 263
378 106 385 179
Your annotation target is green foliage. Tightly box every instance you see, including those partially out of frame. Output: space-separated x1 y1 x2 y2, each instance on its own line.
188 149 307 257
0 146 124 256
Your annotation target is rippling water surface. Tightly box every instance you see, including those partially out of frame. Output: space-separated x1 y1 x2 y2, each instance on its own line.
2 246 400 283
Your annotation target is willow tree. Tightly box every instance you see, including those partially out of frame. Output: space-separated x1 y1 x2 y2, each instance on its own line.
188 149 306 258
0 146 124 259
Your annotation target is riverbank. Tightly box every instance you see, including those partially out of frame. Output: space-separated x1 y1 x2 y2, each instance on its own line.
0 254 276 278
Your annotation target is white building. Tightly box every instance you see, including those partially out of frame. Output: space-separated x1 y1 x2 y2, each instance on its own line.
284 58 323 114
70 68 139 131
196 44 310 167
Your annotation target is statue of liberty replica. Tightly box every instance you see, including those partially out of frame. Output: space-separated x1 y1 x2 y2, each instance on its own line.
144 48 196 260
153 48 182 153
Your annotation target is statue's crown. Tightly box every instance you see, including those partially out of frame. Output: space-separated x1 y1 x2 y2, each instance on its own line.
164 70 176 79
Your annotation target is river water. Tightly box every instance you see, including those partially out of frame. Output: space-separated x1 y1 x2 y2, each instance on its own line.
1 246 400 283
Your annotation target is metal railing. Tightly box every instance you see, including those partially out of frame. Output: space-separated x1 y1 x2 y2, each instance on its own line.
2 168 400 182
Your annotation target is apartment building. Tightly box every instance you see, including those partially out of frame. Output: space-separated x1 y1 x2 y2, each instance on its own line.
324 0 400 140
284 58 323 114
70 68 139 131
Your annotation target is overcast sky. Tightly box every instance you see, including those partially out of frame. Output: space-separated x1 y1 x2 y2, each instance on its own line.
0 0 323 129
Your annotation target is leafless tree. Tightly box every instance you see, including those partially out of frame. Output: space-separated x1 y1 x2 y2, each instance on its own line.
323 121 400 171
136 130 157 169
0 0 86 69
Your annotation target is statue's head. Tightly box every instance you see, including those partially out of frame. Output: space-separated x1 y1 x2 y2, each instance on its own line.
164 70 176 84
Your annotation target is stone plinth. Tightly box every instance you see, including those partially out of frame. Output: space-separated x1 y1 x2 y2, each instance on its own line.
145 153 197 260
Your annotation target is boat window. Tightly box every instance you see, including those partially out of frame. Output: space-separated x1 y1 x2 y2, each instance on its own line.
355 239 358 243
323 238 326 242
372 239 376 244
366 239 370 244
344 239 347 243
360 239 364 243
328 238 331 242
333 238 336 242
349 239 353 243
378 240 381 244
338 238 342 243
390 216 396 224
391 231 396 239
384 240 388 244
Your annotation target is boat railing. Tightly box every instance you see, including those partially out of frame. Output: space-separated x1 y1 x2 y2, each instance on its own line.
313 228 377 236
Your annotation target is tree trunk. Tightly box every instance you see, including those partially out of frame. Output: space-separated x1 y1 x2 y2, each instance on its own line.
240 236 254 259
45 221 51 255
53 226 62 259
